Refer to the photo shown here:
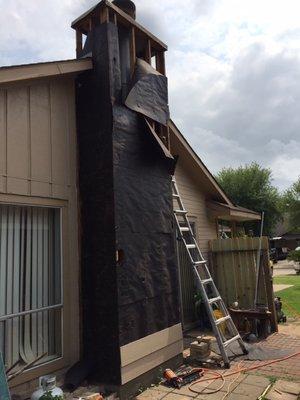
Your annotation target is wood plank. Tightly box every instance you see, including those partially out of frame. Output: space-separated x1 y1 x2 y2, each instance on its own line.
121 323 182 367
130 27 136 76
156 52 166 75
76 30 83 57
145 39 152 64
262 249 278 332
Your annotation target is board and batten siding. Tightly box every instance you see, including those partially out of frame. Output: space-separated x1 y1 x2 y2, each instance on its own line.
0 76 80 389
0 77 76 199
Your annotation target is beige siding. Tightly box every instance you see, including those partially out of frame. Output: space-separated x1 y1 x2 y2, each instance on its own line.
0 78 75 199
175 160 217 253
0 76 80 388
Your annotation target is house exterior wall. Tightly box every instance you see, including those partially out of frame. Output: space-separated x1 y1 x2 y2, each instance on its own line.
174 159 218 329
174 160 217 253
0 76 80 390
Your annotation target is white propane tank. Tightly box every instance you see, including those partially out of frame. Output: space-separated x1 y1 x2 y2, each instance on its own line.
31 375 63 400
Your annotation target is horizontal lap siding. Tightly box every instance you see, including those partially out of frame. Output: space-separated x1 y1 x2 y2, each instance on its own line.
174 161 218 329
174 162 217 253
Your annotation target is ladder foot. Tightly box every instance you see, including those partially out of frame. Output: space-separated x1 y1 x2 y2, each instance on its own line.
243 348 249 355
224 362 230 369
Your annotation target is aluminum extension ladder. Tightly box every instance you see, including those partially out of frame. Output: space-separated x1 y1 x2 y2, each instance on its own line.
172 177 247 367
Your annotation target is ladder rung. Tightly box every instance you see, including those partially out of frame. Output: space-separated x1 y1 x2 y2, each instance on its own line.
216 315 231 325
180 227 190 232
224 335 240 347
193 260 206 265
202 278 213 285
172 194 180 198
174 209 187 214
186 244 196 249
208 296 221 304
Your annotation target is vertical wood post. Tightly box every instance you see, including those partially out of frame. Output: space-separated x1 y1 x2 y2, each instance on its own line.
100 7 109 23
156 52 166 75
76 31 83 58
262 248 278 332
113 13 118 25
145 39 152 64
130 27 136 76
231 221 237 238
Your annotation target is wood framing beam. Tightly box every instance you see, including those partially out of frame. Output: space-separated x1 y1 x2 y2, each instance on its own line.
145 39 152 64
71 0 168 51
130 26 136 76
156 52 166 75
76 31 83 57
100 6 109 23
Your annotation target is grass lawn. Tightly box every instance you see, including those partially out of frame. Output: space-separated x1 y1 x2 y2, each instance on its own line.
273 275 300 317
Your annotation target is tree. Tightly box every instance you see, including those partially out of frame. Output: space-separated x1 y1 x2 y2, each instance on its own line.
216 163 282 236
282 178 300 231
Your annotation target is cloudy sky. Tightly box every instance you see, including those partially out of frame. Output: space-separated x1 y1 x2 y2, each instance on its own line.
1 0 300 190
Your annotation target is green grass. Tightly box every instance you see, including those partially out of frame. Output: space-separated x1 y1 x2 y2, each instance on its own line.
273 275 300 317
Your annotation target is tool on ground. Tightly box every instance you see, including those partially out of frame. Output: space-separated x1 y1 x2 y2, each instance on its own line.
172 176 248 368
163 369 183 388
164 368 203 388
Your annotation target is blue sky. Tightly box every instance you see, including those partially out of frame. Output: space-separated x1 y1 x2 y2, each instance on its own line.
1 0 300 190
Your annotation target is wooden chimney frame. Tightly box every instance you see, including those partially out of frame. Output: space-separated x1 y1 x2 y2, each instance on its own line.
72 0 169 148
72 0 167 75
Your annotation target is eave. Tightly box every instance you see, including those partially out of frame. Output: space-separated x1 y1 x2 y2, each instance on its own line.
207 201 262 222
0 58 93 86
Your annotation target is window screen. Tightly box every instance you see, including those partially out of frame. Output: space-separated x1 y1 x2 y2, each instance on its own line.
0 205 62 371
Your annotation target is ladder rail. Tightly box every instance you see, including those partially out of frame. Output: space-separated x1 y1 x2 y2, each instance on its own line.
172 176 247 367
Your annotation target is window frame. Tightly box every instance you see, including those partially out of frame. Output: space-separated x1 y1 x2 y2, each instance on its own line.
0 194 77 387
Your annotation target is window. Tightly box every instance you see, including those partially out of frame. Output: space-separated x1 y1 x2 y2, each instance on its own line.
0 205 62 371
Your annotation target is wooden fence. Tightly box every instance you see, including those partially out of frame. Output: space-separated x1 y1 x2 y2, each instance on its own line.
209 237 277 331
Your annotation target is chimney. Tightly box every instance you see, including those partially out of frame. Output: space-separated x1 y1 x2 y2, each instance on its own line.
112 0 136 19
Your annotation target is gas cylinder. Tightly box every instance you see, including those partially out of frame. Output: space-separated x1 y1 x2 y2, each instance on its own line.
31 375 63 400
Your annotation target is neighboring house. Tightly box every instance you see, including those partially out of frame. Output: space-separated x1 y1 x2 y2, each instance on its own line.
271 218 300 256
270 230 300 257
0 1 260 398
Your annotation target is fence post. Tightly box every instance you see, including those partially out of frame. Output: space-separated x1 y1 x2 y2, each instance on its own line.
262 249 278 332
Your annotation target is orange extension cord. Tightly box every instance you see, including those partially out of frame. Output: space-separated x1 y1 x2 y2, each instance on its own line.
188 350 300 395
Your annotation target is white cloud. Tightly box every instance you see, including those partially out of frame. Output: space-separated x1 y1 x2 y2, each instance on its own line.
0 0 299 190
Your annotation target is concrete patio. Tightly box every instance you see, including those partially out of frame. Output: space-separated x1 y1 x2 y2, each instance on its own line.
136 333 300 400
